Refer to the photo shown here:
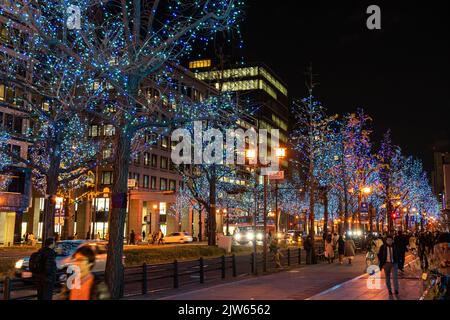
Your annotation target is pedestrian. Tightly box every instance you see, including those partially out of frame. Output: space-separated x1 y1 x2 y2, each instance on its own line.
24 232 29 244
325 234 335 264
28 233 36 246
73 233 78 240
270 239 283 268
157 229 164 245
338 234 345 264
86 230 91 240
304 235 312 264
129 230 136 245
374 236 384 255
142 230 146 242
268 231 273 244
61 246 110 300
344 234 356 265
418 232 429 270
408 233 417 254
378 235 400 295
30 238 57 300
394 231 407 272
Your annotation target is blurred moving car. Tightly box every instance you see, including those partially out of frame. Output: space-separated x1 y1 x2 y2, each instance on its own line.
163 232 193 244
286 230 303 245
233 227 265 245
14 240 110 279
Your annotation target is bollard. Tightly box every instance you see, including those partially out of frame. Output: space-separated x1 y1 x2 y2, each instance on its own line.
287 248 291 266
221 255 226 279
298 248 301 265
232 254 237 277
3 277 11 300
173 260 179 288
199 257 204 284
142 263 148 295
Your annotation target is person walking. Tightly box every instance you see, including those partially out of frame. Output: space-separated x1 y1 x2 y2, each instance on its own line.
378 235 400 295
142 230 146 243
394 231 407 272
344 235 356 265
304 235 313 265
157 229 164 245
129 230 136 245
32 238 57 300
325 234 335 264
61 246 110 300
270 239 283 268
338 234 345 264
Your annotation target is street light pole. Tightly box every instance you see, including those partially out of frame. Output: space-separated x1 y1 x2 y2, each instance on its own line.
275 181 279 234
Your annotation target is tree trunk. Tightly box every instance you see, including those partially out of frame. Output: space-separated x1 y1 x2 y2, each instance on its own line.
323 189 329 236
208 166 217 246
105 129 131 299
198 208 203 241
42 162 60 245
62 195 70 240
308 162 316 264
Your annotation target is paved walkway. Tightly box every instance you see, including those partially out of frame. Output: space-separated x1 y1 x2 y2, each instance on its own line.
130 254 426 301
135 254 370 300
308 257 425 300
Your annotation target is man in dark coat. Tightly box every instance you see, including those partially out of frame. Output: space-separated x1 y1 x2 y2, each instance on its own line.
36 238 57 300
394 231 408 272
129 230 136 245
378 235 400 295
304 236 312 264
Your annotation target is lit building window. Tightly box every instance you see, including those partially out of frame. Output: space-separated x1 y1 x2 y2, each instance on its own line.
189 59 212 69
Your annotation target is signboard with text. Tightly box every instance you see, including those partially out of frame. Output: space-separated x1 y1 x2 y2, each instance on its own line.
268 171 284 180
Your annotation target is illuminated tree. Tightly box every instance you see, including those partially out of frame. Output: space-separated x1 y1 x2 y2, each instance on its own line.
2 0 243 297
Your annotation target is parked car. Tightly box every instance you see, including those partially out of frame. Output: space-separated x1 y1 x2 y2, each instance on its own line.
163 232 193 244
14 240 112 279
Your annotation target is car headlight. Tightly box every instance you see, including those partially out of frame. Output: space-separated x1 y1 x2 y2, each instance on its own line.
277 233 282 238
246 232 255 241
356 231 362 236
256 233 263 241
234 233 241 241
15 259 24 269
348 231 353 236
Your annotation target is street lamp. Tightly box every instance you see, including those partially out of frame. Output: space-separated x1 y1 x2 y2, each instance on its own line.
273 147 286 235
245 146 286 274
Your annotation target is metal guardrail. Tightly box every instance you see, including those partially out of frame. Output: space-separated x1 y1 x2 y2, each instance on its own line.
1 247 316 299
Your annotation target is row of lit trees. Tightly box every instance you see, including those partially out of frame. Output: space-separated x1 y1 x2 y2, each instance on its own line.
0 0 244 298
289 83 440 253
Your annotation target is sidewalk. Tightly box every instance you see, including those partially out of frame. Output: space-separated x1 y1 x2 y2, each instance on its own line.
307 257 424 300
132 254 370 300
128 254 427 301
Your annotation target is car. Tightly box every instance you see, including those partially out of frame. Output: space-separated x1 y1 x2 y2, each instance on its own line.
14 240 111 279
233 227 265 245
163 232 193 244
286 230 303 245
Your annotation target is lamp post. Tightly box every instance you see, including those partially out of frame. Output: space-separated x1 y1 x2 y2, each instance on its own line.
246 146 286 273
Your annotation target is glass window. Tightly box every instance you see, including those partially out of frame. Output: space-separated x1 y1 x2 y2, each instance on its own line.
169 180 176 191
102 148 112 159
151 154 158 168
160 178 167 191
144 152 150 166
143 175 149 189
161 136 169 149
89 125 99 137
160 157 168 170
101 171 113 185
104 124 115 136
0 84 5 101
151 176 157 190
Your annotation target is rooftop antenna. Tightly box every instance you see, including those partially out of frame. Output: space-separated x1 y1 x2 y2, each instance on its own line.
305 63 319 96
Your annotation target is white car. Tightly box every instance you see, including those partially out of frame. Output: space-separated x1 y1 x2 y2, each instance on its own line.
163 232 193 244
15 240 110 279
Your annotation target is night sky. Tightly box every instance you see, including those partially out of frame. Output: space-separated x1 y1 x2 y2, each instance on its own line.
239 0 450 172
